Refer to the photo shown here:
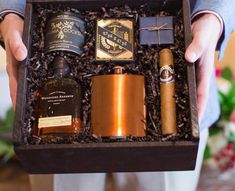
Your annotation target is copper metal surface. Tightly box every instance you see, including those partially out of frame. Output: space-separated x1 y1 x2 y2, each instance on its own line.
91 74 146 137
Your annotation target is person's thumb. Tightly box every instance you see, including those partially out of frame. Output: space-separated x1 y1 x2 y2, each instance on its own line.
185 34 205 63
9 30 27 61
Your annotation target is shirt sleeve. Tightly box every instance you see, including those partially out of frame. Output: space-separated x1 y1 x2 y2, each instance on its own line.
0 0 26 17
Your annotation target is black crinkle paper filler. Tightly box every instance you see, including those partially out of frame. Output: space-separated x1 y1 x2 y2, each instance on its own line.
24 3 191 145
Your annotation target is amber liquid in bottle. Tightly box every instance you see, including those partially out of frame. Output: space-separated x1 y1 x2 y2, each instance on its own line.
34 56 82 136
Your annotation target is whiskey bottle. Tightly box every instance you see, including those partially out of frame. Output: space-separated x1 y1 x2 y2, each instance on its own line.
33 12 85 136
34 56 82 136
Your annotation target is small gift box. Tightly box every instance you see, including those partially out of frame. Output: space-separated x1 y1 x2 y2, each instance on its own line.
139 16 174 45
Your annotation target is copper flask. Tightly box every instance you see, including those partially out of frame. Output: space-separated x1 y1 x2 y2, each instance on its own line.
91 67 146 137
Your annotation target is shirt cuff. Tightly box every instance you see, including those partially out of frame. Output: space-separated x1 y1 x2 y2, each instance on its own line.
192 10 224 39
0 10 24 19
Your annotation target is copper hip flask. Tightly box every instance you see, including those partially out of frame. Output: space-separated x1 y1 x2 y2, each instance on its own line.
91 73 146 137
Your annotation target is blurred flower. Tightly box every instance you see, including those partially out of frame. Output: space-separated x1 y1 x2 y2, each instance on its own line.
216 77 231 94
230 110 235 123
207 130 228 155
205 67 235 172
216 68 222 78
214 143 235 171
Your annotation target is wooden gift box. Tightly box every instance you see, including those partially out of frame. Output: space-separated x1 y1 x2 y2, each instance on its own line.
13 0 199 174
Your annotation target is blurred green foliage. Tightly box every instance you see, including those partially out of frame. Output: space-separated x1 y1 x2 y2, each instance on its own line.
0 107 14 163
221 67 233 81
219 82 235 121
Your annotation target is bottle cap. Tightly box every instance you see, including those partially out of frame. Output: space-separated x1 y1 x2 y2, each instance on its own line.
113 66 125 74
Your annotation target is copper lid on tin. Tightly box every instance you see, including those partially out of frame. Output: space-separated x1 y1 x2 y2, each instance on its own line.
91 67 146 137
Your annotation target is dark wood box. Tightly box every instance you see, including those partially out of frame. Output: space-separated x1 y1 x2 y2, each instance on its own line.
13 0 199 174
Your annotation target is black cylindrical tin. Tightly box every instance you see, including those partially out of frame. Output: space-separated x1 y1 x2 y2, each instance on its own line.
45 12 85 55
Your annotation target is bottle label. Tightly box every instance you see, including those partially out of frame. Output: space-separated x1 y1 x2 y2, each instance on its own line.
45 12 85 55
41 93 74 101
160 65 175 83
38 87 81 124
38 115 72 128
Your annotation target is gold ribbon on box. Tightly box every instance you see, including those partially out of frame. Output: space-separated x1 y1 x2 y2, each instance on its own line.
140 17 173 45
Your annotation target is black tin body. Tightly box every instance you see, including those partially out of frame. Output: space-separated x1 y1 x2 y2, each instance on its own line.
45 11 85 54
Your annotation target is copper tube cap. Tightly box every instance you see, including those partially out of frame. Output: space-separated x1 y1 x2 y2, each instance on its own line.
91 74 146 137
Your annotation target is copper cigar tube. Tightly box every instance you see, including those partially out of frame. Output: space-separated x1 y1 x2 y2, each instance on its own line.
159 49 177 135
91 67 146 137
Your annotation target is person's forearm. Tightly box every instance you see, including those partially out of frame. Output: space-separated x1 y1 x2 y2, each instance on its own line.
0 0 26 39
192 10 223 40
192 0 235 59
0 0 27 108
185 11 222 123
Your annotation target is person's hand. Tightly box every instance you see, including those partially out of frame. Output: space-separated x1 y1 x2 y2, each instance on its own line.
0 13 27 109
185 13 221 123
